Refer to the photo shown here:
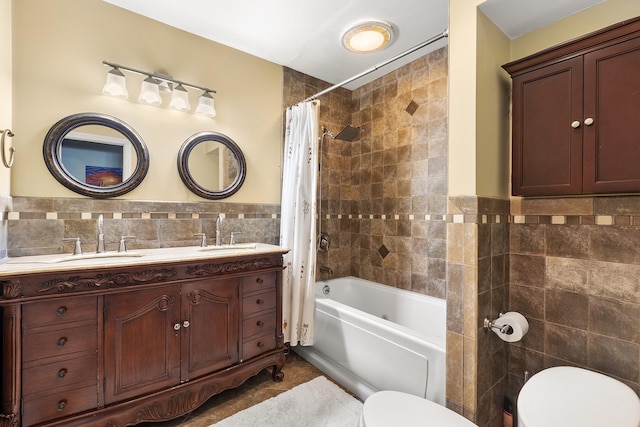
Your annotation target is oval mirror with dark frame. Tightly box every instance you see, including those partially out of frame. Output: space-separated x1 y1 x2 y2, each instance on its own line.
43 113 150 198
177 131 246 200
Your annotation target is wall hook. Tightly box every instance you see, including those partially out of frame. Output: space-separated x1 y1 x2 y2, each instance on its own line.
1 129 15 168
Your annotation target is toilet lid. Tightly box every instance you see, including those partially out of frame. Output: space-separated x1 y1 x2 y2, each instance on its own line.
361 391 477 427
518 367 640 427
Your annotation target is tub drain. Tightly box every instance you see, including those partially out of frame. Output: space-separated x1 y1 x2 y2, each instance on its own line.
322 285 330 295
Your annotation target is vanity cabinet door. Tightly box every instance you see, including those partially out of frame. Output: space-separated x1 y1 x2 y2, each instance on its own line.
104 286 181 404
181 278 240 381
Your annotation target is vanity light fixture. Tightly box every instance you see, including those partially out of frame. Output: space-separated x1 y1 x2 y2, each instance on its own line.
195 90 216 118
169 84 191 111
102 60 217 117
138 76 162 105
342 21 394 53
102 66 129 98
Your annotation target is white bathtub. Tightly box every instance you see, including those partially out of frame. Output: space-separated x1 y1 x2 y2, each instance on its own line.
294 276 446 405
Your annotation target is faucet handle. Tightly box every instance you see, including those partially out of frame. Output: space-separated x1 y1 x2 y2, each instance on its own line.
193 233 207 247
118 236 136 252
230 231 242 245
62 237 83 255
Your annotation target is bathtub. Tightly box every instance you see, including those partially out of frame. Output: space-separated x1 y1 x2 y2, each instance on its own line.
294 276 446 405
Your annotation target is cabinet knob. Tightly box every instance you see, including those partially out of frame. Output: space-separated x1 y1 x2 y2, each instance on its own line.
256 277 264 284
571 120 581 129
257 341 265 348
257 320 264 327
56 306 67 316
57 400 67 411
256 299 264 305
57 337 67 347
182 320 190 328
584 117 594 126
173 323 181 331
57 368 67 378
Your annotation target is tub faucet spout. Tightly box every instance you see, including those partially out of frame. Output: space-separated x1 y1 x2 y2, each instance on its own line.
320 266 333 275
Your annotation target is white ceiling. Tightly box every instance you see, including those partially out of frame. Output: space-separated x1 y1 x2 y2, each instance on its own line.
102 0 605 91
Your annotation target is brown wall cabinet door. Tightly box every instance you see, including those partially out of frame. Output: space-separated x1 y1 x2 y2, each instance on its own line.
511 57 584 196
104 286 181 404
583 36 640 193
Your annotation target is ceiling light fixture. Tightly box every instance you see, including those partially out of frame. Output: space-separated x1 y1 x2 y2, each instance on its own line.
102 60 217 117
342 21 394 54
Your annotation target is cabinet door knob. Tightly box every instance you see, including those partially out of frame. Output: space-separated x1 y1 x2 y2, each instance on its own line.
173 323 181 331
57 368 67 378
256 277 264 284
256 299 264 305
571 120 581 129
57 337 67 347
182 320 190 328
584 117 594 126
57 400 67 411
257 320 264 327
257 341 265 348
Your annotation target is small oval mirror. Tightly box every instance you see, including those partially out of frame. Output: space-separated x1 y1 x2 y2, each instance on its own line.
177 131 246 199
43 113 149 198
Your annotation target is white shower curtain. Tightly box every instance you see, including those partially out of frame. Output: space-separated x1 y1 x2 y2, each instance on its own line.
280 100 319 347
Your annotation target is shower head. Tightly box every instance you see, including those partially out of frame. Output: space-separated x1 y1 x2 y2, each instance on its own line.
334 125 361 142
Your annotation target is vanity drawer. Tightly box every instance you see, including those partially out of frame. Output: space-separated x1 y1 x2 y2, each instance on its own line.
243 272 276 294
22 296 97 330
22 354 97 397
22 384 97 426
242 310 276 339
242 333 276 361
23 325 97 363
242 290 276 316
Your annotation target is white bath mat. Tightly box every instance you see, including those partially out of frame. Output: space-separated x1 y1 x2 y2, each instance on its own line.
209 376 363 427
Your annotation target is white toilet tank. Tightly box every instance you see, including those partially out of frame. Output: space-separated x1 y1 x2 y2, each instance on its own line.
518 366 640 427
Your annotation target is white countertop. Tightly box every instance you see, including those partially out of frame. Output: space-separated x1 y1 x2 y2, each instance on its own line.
0 243 288 277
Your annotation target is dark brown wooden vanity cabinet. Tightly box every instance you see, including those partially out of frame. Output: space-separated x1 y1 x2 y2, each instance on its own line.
504 17 640 196
0 251 286 427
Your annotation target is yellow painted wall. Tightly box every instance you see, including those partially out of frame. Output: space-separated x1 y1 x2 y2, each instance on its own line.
0 0 11 195
476 10 511 198
11 0 283 203
448 0 483 197
511 0 640 60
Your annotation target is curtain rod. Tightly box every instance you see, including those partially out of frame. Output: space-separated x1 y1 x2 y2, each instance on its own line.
297 28 448 105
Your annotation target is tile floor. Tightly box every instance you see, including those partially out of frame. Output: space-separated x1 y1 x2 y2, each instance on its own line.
139 349 332 426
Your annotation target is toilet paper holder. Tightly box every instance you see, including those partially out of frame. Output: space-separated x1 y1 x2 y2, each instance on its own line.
483 312 513 335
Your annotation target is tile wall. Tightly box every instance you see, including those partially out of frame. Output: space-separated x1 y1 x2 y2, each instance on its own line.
7 197 280 256
508 196 640 410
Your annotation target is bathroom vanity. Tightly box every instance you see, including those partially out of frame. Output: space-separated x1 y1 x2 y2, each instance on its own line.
0 244 287 426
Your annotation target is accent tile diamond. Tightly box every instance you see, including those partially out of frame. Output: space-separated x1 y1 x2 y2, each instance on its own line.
378 244 390 259
405 100 419 116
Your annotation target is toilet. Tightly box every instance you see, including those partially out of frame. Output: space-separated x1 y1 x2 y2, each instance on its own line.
518 366 640 427
358 390 477 427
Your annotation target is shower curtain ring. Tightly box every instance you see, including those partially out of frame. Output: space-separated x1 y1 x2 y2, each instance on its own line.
1 129 15 168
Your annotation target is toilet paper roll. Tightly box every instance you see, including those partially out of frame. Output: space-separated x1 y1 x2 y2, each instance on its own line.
493 311 529 342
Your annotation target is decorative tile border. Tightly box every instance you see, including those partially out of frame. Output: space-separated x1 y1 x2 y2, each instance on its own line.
7 211 280 220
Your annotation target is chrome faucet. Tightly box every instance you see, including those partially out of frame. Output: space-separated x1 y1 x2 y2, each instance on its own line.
215 214 224 246
320 266 333 275
96 214 105 253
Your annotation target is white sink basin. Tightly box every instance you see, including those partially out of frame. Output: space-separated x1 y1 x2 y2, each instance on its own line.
197 243 257 252
7 251 144 264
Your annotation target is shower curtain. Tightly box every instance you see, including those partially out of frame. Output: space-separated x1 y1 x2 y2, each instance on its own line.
280 100 319 347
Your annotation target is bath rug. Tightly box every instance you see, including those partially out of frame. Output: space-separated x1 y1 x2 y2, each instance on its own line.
209 375 363 427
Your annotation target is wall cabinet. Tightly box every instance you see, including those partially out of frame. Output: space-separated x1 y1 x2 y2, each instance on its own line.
504 16 640 196
0 248 286 426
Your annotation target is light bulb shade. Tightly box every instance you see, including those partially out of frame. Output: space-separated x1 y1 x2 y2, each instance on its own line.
102 67 129 98
196 91 216 117
138 76 162 105
169 84 191 111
